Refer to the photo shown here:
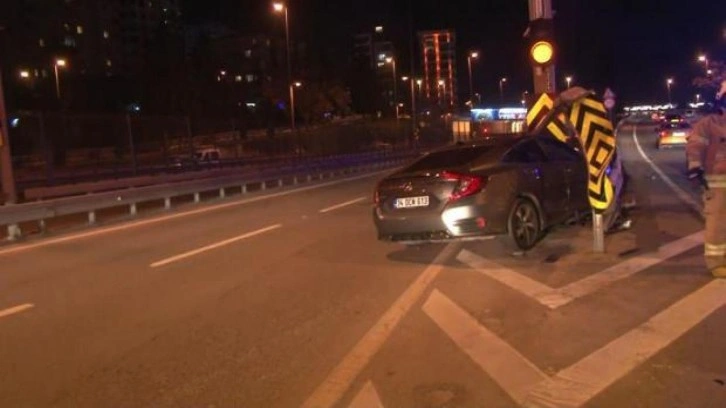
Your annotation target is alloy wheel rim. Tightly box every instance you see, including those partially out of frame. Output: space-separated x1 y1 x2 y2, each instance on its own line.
514 204 538 247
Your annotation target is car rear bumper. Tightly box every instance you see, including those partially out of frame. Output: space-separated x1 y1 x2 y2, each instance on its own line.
658 136 687 146
372 203 506 243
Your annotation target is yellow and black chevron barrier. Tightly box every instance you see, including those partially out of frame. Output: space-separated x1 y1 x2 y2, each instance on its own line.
525 93 570 144
526 91 616 213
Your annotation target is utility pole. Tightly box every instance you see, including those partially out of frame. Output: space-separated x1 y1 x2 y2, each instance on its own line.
528 0 555 95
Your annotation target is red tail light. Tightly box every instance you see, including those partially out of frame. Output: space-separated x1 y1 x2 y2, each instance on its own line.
660 131 667 138
441 171 485 202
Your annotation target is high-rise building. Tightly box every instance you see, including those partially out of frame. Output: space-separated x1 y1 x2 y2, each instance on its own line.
0 0 182 79
351 26 397 115
418 29 457 107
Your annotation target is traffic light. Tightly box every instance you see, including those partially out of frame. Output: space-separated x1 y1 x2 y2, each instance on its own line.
526 18 555 67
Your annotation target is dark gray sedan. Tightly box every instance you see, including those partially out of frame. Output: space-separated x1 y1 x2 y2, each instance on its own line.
373 135 590 250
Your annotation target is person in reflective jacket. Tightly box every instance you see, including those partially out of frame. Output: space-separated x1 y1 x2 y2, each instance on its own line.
686 79 726 277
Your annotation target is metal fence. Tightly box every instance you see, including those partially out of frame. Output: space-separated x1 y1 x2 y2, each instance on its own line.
7 111 445 189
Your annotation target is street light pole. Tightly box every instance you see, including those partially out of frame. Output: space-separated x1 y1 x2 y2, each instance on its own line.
274 3 294 130
666 78 673 105
53 59 66 100
402 76 416 142
565 75 572 88
289 81 301 151
386 57 398 120
0 70 17 204
499 77 507 104
467 52 478 104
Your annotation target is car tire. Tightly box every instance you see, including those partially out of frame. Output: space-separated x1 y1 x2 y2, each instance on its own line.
503 198 542 251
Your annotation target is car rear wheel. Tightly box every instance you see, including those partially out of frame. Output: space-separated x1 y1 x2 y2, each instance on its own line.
504 198 541 251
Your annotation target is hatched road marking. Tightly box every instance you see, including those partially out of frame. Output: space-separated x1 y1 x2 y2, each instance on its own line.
348 381 385 408
457 231 703 309
301 243 461 408
424 282 726 408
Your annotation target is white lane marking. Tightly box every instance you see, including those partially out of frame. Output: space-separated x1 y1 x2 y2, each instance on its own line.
458 231 703 309
424 282 726 408
525 279 726 407
0 171 389 258
0 303 35 319
348 381 385 408
150 224 282 268
319 197 367 214
301 243 460 408
457 250 554 302
630 125 703 215
423 289 548 405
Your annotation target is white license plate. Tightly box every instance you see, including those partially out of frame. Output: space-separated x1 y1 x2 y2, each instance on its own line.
395 196 430 209
673 132 686 137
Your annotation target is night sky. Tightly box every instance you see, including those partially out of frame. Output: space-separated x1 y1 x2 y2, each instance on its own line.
182 0 725 106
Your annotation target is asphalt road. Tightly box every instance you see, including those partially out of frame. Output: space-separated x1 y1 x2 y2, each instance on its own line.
1 119 724 407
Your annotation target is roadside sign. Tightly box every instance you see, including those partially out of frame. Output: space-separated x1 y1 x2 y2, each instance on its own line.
569 96 616 213
603 88 616 110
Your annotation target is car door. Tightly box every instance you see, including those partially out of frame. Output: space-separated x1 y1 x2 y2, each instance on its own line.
502 139 564 223
537 136 589 214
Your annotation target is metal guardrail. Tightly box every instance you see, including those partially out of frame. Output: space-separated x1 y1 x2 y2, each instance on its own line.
0 151 419 241
20 149 410 201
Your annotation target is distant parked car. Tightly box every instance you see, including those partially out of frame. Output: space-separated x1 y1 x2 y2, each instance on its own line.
372 135 591 251
168 148 222 170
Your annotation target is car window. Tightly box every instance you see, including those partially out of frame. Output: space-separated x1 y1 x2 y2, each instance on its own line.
502 140 548 164
663 122 691 129
536 137 583 162
404 146 495 172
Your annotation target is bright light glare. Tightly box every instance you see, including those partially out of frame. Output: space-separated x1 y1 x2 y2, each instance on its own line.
19 70 30 78
530 41 554 64
55 59 67 67
273 3 284 12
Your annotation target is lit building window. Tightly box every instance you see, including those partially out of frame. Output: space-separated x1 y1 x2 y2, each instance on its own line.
76 25 83 34
63 36 77 47
246 74 255 83
39 38 45 47
103 30 109 39
245 49 252 58
235 75 242 82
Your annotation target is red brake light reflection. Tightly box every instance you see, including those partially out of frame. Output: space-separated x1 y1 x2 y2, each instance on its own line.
441 171 484 202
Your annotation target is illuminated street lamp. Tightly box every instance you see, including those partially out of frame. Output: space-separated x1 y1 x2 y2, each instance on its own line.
696 94 701 104
437 79 446 105
19 70 30 79
666 77 674 105
565 75 573 89
402 76 416 128
499 77 507 104
273 2 294 130
385 57 398 119
54 58 67 100
290 81 302 151
467 51 479 104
